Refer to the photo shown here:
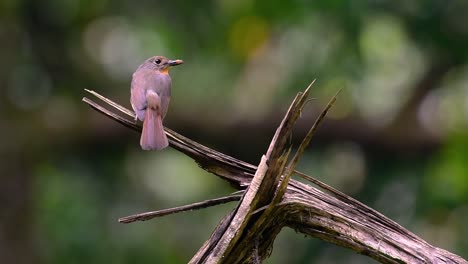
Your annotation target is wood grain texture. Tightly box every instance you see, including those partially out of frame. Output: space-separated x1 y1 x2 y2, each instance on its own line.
83 87 467 264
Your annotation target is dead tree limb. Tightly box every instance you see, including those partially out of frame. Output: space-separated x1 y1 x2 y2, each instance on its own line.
82 84 467 264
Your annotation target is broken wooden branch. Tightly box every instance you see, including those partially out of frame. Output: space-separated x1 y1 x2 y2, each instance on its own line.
82 86 467 264
119 194 242 224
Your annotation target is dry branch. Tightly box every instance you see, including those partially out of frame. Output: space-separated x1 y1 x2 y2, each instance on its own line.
119 194 242 224
82 86 467 264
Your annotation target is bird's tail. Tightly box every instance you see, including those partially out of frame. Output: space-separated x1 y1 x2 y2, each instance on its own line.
140 92 168 150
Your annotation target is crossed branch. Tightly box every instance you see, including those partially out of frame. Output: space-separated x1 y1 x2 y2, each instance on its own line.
83 83 466 264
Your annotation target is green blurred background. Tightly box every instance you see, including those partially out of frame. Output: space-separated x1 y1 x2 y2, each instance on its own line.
1 0 468 263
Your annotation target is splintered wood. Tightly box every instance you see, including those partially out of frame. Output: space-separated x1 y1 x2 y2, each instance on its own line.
83 83 467 264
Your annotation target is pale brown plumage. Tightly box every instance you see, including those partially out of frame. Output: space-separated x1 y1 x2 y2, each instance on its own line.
130 56 183 150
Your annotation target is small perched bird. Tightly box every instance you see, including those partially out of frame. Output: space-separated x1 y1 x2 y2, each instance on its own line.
130 56 183 150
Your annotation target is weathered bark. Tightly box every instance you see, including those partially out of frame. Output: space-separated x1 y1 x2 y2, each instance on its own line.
83 86 467 264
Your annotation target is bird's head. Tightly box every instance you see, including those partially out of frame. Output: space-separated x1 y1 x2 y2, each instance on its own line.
142 56 184 74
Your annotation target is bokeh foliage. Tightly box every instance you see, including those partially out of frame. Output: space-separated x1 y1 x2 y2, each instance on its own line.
1 0 467 263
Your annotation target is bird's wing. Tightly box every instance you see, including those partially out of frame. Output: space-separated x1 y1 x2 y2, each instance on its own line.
131 69 152 120
151 73 171 118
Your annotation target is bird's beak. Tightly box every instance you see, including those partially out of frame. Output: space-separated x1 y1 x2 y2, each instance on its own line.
168 59 184 66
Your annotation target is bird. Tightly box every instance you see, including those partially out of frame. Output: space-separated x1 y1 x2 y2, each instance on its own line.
130 56 183 150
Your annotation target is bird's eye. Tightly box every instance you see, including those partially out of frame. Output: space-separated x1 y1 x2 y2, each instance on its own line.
155 59 161 64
